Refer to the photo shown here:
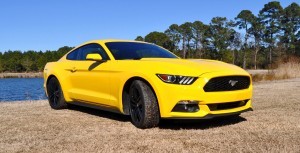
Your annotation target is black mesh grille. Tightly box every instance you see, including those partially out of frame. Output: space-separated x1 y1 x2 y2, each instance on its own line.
208 100 249 111
203 76 250 92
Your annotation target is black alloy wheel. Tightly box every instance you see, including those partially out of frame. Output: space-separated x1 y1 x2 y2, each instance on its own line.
47 77 67 109
129 80 160 129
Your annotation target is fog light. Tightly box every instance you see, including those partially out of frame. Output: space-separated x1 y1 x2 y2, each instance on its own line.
172 100 200 112
239 100 248 106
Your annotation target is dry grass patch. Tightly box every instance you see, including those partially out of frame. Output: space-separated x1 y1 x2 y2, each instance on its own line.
1 78 300 152
252 58 300 82
275 61 300 79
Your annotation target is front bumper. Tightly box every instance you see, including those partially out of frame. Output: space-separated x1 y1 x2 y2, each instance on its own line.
166 107 253 119
154 71 253 118
201 107 253 119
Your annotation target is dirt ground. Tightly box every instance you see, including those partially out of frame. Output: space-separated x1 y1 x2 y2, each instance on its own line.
1 78 300 153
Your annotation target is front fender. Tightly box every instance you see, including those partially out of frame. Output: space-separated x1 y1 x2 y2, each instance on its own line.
44 62 72 102
116 72 163 114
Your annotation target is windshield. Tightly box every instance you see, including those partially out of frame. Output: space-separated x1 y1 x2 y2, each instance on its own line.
105 42 178 60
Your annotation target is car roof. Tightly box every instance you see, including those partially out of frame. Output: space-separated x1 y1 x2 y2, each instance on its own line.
82 39 149 45
66 39 153 57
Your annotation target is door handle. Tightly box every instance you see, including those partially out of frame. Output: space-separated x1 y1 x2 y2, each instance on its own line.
71 67 77 73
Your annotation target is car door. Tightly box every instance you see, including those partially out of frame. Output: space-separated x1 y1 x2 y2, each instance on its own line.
67 43 115 107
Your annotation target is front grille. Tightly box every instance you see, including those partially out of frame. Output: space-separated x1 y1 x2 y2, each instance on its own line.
203 76 250 92
208 100 249 111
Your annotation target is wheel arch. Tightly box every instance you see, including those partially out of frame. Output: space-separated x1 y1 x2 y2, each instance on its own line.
45 75 57 97
121 76 160 115
45 74 71 101
46 75 57 86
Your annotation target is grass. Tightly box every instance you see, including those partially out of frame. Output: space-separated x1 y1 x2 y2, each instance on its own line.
251 59 300 82
1 78 300 152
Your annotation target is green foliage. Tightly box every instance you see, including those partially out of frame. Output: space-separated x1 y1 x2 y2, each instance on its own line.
281 2 300 54
192 21 209 58
144 31 174 51
0 47 73 72
296 41 300 56
178 22 193 58
220 50 233 63
259 1 283 64
235 10 255 30
57 46 74 57
1 1 298 72
208 17 235 59
235 10 255 68
248 16 265 69
135 1 299 69
0 53 3 72
165 24 181 51
135 36 144 41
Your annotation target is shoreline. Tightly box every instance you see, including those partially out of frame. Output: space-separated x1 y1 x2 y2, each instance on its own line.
0 72 43 78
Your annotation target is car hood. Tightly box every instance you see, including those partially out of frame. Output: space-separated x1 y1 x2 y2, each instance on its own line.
137 58 249 76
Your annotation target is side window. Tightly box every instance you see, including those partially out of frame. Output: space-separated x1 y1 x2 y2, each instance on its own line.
78 43 110 60
66 48 79 60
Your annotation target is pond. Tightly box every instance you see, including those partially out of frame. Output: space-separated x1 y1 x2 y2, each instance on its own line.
0 78 47 102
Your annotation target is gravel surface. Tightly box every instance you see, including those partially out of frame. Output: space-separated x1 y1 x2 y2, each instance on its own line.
1 78 300 153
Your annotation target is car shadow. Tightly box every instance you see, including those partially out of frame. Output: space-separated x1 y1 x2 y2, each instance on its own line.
158 116 247 130
88 61 106 71
68 104 131 122
67 104 247 129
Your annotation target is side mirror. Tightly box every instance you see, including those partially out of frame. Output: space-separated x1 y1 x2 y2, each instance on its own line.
86 53 103 61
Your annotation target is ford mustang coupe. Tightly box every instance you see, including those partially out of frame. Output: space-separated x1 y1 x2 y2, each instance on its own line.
44 40 253 128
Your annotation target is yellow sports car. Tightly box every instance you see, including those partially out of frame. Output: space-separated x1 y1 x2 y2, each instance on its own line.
44 40 253 128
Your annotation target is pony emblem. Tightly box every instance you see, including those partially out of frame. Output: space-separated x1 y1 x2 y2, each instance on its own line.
229 80 238 86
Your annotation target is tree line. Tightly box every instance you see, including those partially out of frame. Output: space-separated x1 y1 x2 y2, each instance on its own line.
0 1 299 72
0 46 73 72
135 1 300 69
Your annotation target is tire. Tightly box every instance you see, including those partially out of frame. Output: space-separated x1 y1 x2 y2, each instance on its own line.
129 80 160 129
47 77 68 109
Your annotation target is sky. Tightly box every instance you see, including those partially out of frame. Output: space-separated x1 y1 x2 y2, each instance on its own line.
0 0 297 52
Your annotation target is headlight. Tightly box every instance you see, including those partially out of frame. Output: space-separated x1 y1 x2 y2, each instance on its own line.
156 74 198 85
